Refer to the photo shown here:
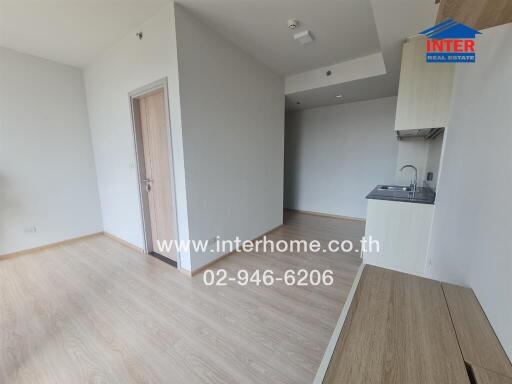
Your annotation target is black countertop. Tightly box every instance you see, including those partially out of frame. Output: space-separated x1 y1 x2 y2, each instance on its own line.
366 185 436 205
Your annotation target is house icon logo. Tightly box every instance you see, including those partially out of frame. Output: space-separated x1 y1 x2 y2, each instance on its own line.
419 19 481 63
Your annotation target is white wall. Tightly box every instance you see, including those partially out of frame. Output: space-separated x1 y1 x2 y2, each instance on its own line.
395 137 429 185
394 133 444 189
0 47 102 255
424 131 444 190
174 5 285 271
427 23 512 359
84 3 192 270
284 96 398 219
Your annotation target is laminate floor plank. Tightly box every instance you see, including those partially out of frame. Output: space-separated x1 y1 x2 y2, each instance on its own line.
0 211 362 384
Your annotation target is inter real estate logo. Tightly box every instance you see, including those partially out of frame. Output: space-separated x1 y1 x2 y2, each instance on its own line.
419 19 481 63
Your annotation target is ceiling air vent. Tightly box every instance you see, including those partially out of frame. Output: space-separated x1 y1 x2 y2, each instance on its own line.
294 30 314 45
396 128 444 140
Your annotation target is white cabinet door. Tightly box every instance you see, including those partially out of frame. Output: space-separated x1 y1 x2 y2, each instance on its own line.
363 199 434 276
394 38 455 131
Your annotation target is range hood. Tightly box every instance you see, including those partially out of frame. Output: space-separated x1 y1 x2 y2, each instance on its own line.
396 127 444 140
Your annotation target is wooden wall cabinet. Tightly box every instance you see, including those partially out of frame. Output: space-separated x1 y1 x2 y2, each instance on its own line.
394 37 455 132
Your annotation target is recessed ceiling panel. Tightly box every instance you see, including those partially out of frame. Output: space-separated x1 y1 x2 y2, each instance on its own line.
285 74 399 111
177 0 381 75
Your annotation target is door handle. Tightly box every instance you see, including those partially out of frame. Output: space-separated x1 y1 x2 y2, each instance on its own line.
142 178 152 192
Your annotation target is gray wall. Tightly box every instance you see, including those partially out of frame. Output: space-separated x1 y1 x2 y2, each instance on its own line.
284 96 398 219
427 23 512 359
175 5 285 271
0 47 102 255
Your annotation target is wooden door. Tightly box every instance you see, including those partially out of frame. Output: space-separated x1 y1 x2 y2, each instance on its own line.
138 90 177 261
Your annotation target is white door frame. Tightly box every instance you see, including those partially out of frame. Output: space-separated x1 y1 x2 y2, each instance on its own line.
128 78 180 268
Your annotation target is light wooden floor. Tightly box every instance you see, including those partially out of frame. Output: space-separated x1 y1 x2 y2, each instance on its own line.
0 211 363 384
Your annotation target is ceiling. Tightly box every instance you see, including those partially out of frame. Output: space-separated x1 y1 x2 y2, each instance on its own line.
0 0 169 67
285 74 398 111
0 0 439 111
177 0 381 75
285 0 439 110
176 0 437 111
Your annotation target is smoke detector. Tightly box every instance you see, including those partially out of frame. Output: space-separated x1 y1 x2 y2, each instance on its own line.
288 19 299 29
294 30 314 45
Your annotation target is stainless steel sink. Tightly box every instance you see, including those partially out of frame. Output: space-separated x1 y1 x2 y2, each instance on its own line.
378 185 414 192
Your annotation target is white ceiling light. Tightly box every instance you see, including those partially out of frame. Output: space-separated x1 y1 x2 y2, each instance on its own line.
294 30 314 45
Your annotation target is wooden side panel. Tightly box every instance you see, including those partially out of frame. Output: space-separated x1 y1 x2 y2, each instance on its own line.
322 267 366 382
437 0 512 31
443 283 512 377
471 365 512 384
324 266 469 384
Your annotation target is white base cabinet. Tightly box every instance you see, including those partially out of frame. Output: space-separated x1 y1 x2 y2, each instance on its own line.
363 199 434 276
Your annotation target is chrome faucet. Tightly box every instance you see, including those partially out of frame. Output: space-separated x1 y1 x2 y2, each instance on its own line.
400 164 418 192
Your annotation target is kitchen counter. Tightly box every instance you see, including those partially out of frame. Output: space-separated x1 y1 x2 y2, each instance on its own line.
366 185 435 205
